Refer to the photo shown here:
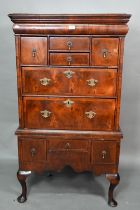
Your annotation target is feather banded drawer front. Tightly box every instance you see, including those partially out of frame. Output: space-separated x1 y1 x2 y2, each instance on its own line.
9 14 131 206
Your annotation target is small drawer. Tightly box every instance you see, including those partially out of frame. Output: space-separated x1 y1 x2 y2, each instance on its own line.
48 139 89 152
18 139 46 162
21 37 47 65
47 139 90 170
92 38 119 66
92 141 120 164
50 53 89 66
50 36 90 51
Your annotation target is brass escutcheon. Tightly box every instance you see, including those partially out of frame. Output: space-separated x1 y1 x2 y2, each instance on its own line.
63 99 74 108
63 69 75 79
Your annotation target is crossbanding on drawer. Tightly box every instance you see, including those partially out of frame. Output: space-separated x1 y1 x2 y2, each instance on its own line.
50 53 89 66
23 97 116 131
21 37 47 65
50 36 90 51
22 67 117 97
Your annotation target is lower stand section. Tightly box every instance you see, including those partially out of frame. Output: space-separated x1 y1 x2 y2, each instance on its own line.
106 173 120 207
17 170 31 203
17 171 120 206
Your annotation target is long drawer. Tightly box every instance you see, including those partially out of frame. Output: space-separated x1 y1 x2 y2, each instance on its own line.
22 67 117 96
23 97 116 131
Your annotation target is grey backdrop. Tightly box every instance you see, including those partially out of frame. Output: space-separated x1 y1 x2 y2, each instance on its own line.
0 0 140 209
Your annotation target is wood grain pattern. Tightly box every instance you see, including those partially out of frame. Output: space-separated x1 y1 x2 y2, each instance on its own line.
50 36 90 51
19 139 46 162
9 13 131 205
22 67 117 97
47 139 90 171
50 52 89 66
9 13 131 24
92 38 119 66
23 97 116 131
92 141 120 164
21 37 47 65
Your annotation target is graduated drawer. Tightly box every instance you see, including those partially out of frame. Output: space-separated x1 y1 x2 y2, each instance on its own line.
50 36 90 51
22 67 117 97
92 141 120 165
50 53 89 66
23 97 116 131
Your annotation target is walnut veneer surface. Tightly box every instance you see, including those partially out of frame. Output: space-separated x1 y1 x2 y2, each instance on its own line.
9 13 131 206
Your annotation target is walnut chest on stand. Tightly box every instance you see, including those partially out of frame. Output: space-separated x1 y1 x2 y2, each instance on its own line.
9 13 131 206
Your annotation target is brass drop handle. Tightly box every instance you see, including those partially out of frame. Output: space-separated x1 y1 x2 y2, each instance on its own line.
40 77 51 86
67 41 73 50
85 111 96 119
67 56 72 65
102 150 107 159
102 49 111 58
87 78 98 87
30 148 36 157
32 48 36 57
40 110 51 118
63 69 75 79
64 142 71 149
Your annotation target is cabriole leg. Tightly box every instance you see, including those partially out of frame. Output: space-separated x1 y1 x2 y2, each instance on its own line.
106 173 120 207
17 170 31 203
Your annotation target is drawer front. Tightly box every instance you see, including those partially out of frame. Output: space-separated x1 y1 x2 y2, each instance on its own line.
92 38 119 66
92 141 119 164
47 139 90 170
50 53 89 66
48 139 89 152
21 37 47 65
24 97 116 131
22 67 117 97
19 139 46 162
50 36 90 51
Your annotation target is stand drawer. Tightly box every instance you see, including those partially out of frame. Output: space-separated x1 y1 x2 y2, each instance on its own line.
92 141 120 164
18 139 46 162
